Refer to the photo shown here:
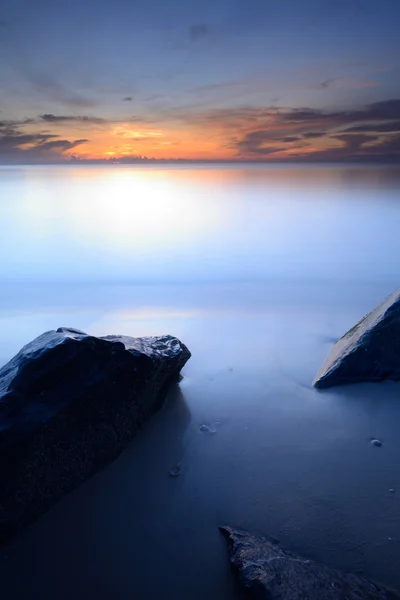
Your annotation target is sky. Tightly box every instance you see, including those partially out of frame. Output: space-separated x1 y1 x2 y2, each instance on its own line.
0 0 399 163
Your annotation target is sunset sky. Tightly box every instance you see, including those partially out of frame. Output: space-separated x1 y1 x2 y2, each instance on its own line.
0 0 399 163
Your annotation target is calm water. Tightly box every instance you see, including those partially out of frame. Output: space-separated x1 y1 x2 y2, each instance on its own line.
1 164 400 599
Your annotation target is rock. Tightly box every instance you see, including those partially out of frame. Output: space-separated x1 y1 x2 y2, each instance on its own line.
0 327 190 544
220 526 400 599
168 464 181 477
200 423 217 434
371 438 383 447
313 288 400 388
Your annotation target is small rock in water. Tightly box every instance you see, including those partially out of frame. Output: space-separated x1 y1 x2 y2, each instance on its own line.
370 438 382 447
389 488 395 493
388 537 393 542
200 423 217 434
169 464 181 477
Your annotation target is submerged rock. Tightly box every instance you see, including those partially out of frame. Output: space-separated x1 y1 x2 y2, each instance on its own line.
0 327 190 544
220 526 400 599
168 464 181 477
313 288 400 388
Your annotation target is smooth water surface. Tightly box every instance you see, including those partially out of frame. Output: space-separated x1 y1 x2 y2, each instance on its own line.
1 164 400 599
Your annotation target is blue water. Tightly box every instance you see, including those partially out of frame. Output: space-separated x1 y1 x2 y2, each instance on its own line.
1 164 400 599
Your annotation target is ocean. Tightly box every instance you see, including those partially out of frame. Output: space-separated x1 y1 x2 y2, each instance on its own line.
1 163 400 599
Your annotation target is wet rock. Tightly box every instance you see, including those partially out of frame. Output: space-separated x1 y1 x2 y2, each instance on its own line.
313 288 400 388
371 438 383 447
0 327 190 544
169 464 181 477
200 423 217 434
220 526 400 599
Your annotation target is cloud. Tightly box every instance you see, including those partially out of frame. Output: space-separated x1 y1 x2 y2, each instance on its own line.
200 98 400 160
369 133 400 156
298 133 400 163
302 132 325 138
314 77 379 90
235 130 286 156
333 133 376 151
40 114 104 123
122 96 133 102
189 24 209 41
281 99 400 125
317 79 336 89
342 121 400 133
35 139 88 151
0 121 89 163
0 130 58 149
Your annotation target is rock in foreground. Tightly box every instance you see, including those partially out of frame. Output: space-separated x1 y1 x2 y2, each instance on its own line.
313 288 400 388
0 327 190 544
220 526 400 599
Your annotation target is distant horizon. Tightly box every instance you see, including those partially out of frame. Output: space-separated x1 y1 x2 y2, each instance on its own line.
1 157 400 166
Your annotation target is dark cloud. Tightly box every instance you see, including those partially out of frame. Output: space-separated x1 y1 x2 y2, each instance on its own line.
189 24 209 41
122 96 132 102
317 79 336 89
300 133 400 163
235 130 285 156
0 122 89 163
282 99 400 124
226 98 400 160
0 131 58 150
342 121 400 133
36 139 88 151
40 114 104 123
302 132 325 138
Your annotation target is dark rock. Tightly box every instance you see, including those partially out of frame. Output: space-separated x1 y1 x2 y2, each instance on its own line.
313 288 400 388
0 327 190 544
220 526 400 599
168 464 181 477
